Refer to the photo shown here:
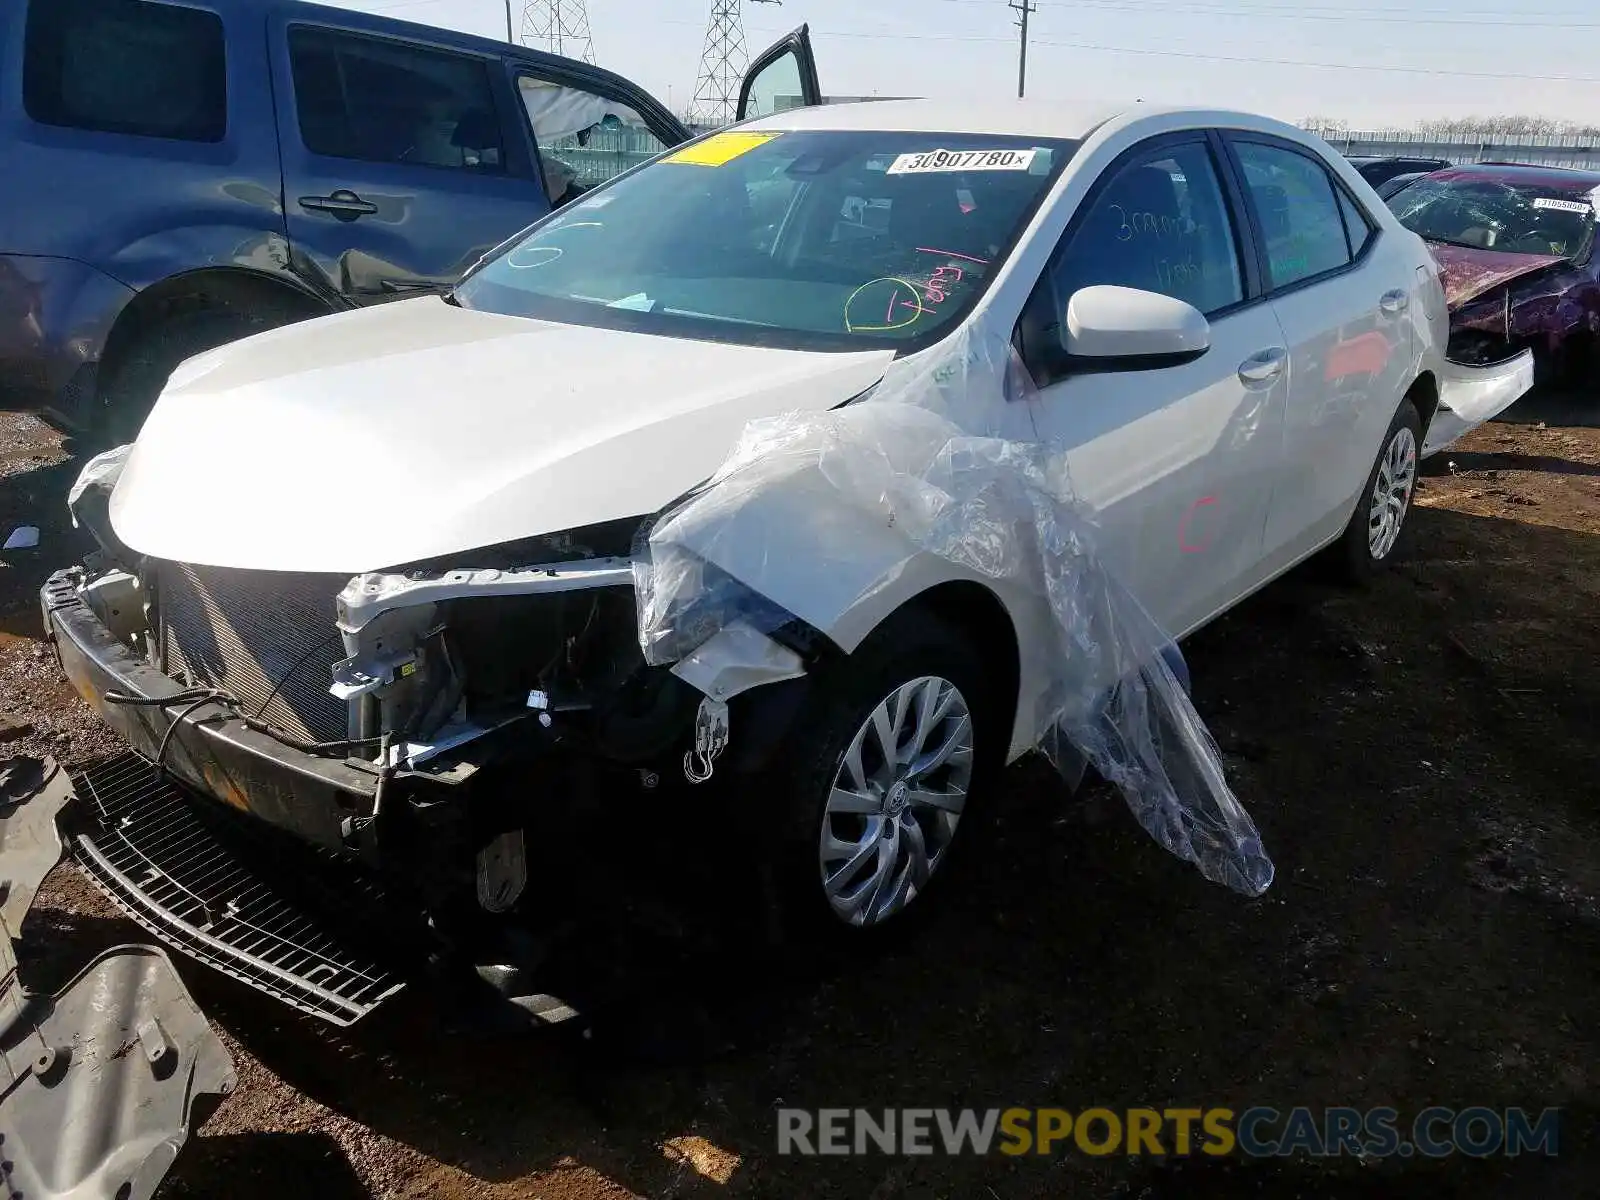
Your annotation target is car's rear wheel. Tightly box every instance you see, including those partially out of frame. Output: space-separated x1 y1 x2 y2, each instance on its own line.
753 606 1002 945
1330 399 1422 582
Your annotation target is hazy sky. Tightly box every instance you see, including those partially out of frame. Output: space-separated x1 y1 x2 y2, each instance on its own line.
322 0 1600 128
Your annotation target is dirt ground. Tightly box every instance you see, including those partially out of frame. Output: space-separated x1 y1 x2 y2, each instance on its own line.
1 393 1597 1200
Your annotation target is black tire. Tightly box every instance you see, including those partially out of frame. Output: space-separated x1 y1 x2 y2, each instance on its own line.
745 604 1006 950
1549 332 1595 391
1328 398 1423 583
98 301 310 442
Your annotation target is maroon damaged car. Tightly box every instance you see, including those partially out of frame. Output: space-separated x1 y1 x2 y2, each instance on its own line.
1386 163 1600 381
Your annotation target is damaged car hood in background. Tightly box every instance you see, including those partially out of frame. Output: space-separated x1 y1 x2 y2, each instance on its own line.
109 297 895 573
1427 241 1567 308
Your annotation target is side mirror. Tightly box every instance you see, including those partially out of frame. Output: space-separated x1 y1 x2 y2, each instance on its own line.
1064 285 1210 364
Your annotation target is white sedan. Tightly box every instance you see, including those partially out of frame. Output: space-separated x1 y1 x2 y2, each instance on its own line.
59 91 1532 967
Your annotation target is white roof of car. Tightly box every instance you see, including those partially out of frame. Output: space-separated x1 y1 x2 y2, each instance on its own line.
742 99 1306 144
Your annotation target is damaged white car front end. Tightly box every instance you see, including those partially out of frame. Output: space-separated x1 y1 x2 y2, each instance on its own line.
46 101 1545 1039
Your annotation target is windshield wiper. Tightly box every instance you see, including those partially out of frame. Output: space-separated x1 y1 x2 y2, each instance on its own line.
1423 235 1499 251
661 307 779 327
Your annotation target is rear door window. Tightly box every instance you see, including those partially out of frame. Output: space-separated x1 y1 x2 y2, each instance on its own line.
1233 141 1353 290
23 0 227 142
287 26 505 173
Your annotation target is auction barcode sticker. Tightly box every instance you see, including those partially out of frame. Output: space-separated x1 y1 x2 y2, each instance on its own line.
887 148 1038 175
1532 197 1592 214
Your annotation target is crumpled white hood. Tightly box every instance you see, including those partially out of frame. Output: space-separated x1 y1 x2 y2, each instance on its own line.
110 297 893 573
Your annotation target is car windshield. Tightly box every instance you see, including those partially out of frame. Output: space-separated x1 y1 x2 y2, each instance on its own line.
453 129 1078 351
1389 176 1599 258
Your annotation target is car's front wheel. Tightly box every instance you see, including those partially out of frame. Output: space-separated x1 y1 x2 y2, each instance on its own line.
1331 398 1422 581
754 606 1002 943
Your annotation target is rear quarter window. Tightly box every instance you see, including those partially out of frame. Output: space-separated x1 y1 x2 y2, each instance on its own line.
23 0 227 143
1338 189 1375 257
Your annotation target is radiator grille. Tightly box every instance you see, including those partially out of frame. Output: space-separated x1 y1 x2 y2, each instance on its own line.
72 754 404 1025
156 560 349 744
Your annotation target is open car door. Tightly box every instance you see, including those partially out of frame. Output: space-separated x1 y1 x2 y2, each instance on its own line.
737 25 822 122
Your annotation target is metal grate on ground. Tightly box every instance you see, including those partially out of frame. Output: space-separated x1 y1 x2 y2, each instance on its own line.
72 754 404 1025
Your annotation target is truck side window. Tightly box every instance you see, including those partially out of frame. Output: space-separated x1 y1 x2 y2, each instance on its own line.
288 27 505 173
23 0 227 142
517 76 667 202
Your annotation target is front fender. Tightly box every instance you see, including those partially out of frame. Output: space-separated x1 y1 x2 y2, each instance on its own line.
649 459 1058 762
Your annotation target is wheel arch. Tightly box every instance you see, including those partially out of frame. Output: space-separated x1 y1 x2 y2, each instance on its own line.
878 578 1025 760
97 267 334 402
1407 369 1440 439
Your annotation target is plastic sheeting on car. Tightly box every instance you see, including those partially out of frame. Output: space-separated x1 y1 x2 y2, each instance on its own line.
66 442 131 527
633 324 1275 897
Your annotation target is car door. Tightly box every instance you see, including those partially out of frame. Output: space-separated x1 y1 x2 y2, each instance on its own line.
1019 132 1290 637
1223 134 1416 572
269 11 550 303
736 26 822 123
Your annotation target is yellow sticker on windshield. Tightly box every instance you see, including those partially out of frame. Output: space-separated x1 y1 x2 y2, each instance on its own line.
665 131 782 167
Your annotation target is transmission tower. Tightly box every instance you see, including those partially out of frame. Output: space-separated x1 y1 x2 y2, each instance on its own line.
688 0 781 127
520 0 596 64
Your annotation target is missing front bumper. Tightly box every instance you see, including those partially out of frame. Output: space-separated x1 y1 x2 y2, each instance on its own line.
42 567 381 853
71 754 406 1026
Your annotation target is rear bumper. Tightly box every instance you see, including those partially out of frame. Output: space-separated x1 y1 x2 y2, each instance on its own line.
1425 348 1536 457
42 567 380 852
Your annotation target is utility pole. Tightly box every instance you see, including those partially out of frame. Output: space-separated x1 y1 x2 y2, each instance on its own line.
1009 0 1037 98
504 0 514 42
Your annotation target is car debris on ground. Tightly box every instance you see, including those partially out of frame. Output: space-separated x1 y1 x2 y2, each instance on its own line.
0 756 234 1200
3 525 39 551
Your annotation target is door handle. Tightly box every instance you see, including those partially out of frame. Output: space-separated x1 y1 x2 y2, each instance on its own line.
298 189 379 220
1379 288 1410 314
1238 347 1287 385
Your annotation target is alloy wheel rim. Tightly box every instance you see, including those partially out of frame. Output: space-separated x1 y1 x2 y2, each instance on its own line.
1368 425 1418 560
819 676 975 928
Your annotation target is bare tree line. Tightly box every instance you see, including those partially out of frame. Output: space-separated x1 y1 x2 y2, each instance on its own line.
1302 114 1600 137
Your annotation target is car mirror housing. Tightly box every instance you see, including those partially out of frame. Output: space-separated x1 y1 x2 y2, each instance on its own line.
1063 285 1211 365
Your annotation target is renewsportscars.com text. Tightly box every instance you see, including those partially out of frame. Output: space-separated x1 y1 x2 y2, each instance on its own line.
777 1106 1560 1159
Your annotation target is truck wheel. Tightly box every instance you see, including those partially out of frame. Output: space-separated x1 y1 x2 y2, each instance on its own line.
98 302 309 442
1330 398 1422 583
754 606 1003 946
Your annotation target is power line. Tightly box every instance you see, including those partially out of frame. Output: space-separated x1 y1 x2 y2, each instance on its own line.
929 0 1591 14
1030 36 1600 82
707 21 1600 83
1038 0 1600 28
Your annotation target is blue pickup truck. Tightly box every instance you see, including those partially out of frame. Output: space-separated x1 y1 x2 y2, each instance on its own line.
0 0 820 439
